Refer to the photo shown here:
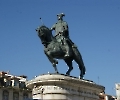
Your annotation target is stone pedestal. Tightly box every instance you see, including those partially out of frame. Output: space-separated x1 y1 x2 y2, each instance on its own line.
26 73 105 100
0 89 2 100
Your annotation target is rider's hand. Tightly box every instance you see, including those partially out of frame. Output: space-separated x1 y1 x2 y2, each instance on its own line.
61 30 64 33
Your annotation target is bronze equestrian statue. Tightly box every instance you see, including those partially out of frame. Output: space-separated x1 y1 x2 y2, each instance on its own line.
50 13 75 57
36 13 86 79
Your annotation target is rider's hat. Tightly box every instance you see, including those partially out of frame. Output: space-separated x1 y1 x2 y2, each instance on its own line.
57 13 65 20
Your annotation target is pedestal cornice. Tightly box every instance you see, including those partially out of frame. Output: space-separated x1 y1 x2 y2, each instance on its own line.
26 73 104 92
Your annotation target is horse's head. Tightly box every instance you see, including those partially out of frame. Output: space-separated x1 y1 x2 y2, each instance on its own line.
36 25 53 47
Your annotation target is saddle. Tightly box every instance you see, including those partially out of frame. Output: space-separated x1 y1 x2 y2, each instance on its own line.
54 32 77 48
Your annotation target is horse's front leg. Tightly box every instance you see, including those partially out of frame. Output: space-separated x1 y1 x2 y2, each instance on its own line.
44 50 59 73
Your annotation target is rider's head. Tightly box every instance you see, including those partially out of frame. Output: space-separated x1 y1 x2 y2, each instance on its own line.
57 13 65 21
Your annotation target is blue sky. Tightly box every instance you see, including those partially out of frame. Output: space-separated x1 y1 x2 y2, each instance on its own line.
0 0 120 95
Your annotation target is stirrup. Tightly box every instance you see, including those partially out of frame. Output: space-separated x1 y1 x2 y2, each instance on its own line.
65 54 69 56
64 53 70 57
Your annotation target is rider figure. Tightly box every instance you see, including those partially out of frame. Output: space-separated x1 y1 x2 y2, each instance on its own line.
50 13 72 57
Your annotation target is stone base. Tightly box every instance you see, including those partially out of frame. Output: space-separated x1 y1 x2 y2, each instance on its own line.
26 73 105 100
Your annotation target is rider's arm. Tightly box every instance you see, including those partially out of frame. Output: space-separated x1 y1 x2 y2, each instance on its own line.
63 21 69 37
63 21 69 31
50 24 56 31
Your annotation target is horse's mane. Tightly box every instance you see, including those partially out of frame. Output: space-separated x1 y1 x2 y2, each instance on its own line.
40 25 49 31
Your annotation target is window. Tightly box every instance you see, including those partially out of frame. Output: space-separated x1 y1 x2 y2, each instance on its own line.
23 93 28 100
19 82 26 88
6 80 12 87
0 77 4 86
2 90 9 100
14 81 18 86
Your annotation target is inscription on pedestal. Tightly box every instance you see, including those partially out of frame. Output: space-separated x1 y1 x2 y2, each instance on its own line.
44 86 98 97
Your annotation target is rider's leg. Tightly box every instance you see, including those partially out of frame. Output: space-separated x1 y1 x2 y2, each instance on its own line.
63 40 71 57
68 38 77 48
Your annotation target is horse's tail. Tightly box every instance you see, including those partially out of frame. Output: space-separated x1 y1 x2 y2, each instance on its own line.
72 47 86 75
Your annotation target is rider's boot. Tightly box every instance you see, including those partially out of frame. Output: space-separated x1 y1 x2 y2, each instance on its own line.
64 51 71 58
64 40 71 58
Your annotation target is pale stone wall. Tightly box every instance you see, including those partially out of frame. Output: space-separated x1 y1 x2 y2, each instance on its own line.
0 87 32 100
26 73 105 100
9 89 13 100
0 89 2 100
116 83 120 100
0 71 32 100
32 85 100 99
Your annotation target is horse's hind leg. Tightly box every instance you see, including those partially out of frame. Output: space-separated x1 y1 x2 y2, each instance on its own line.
64 57 73 75
74 55 85 79
73 48 86 79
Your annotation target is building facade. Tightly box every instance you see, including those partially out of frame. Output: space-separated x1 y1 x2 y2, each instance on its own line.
99 93 116 100
0 71 32 100
115 83 120 100
26 73 105 100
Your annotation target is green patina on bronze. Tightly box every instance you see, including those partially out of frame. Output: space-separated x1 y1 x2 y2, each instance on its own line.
36 13 86 79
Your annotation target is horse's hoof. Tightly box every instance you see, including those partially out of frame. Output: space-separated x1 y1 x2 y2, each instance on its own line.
55 61 58 64
79 76 83 79
55 71 59 74
53 60 58 65
66 72 70 76
53 64 56 67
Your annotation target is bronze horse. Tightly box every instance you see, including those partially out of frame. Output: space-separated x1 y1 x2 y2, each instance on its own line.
36 25 86 79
